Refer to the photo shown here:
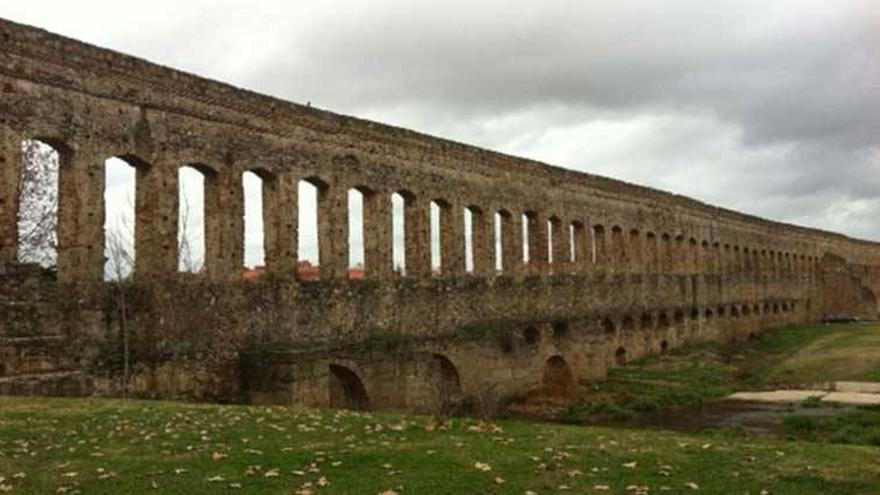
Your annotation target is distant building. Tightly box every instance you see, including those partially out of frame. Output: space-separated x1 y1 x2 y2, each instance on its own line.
241 266 265 281
297 261 320 281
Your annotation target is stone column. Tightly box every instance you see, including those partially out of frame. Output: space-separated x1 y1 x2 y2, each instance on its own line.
201 169 222 279
688 239 699 274
363 188 393 280
571 221 589 272
500 211 519 275
673 236 685 274
593 225 609 269
753 250 762 280
318 181 349 279
0 128 20 262
526 212 547 274
470 207 492 276
704 243 716 275
57 147 105 282
204 168 243 281
628 230 644 273
404 194 431 279
612 227 627 271
263 171 297 273
440 202 464 276
645 234 659 273
548 218 565 271
135 158 178 278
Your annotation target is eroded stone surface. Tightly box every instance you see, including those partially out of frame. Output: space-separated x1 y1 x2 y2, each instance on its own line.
0 18 878 411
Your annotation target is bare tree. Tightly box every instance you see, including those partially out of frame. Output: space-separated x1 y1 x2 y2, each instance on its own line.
177 188 204 273
16 139 59 267
104 196 135 398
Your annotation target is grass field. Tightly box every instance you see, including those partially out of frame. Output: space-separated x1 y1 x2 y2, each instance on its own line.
1 397 880 494
2 323 880 494
561 323 880 422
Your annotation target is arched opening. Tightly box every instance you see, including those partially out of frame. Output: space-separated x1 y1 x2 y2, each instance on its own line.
673 309 685 325
543 356 575 397
640 313 653 329
753 304 761 315
621 316 635 331
772 303 780 314
463 206 476 273
298 179 326 276
743 305 752 317
551 321 569 339
704 308 714 320
548 216 562 266
523 326 540 345
177 165 211 273
658 312 670 328
391 191 409 275
731 306 740 318
242 171 265 269
717 306 727 318
432 354 463 414
494 209 511 272
104 156 142 281
614 347 628 366
602 317 616 336
522 211 539 266
328 364 370 411
347 187 366 275
429 199 448 274
16 139 65 268
660 340 669 354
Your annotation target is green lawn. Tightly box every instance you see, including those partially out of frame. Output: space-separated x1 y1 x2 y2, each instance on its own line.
542 322 880 451
1 396 879 494
3 324 880 494
563 323 880 420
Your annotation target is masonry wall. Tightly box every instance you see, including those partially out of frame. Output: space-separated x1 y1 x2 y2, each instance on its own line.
1 18 879 412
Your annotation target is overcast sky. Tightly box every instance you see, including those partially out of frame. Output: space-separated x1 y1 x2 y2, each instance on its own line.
5 1 878 270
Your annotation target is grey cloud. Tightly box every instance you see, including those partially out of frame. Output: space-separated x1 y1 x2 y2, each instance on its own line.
3 0 878 242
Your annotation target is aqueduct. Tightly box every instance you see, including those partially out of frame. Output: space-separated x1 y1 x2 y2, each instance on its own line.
1 18 879 411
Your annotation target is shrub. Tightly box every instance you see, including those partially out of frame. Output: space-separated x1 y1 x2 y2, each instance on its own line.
782 413 815 433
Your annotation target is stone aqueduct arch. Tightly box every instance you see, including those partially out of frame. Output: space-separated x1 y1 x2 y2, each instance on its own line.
0 18 879 410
